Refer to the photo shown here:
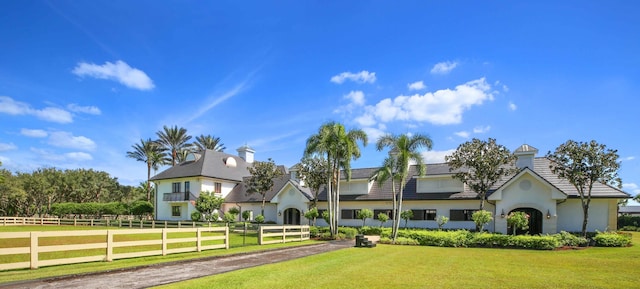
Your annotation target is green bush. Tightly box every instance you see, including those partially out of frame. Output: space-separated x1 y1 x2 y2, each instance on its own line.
620 226 640 232
191 211 202 222
398 230 473 247
593 231 632 247
338 227 358 239
359 226 391 236
510 235 559 250
553 231 589 247
618 215 640 227
309 226 320 237
379 236 419 245
472 232 511 247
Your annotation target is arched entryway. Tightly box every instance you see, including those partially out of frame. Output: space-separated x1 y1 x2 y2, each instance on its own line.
283 208 301 225
508 207 543 235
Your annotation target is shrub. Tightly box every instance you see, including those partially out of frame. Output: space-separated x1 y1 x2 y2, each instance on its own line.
359 226 384 235
593 231 632 247
309 226 320 237
398 230 472 247
255 215 265 223
379 237 419 245
472 232 511 247
377 212 389 227
436 215 449 230
338 227 358 239
472 210 493 231
554 231 589 247
510 235 559 250
191 211 202 222
618 215 640 227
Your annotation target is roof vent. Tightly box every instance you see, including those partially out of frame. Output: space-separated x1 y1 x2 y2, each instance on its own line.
224 156 237 168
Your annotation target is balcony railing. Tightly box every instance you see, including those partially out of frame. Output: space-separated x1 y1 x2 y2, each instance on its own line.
163 191 196 202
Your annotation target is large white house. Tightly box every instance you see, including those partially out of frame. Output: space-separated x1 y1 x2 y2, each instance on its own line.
151 144 629 234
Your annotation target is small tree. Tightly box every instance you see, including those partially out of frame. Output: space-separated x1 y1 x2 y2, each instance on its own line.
191 211 202 222
377 213 389 227
507 211 529 235
228 207 240 221
357 209 374 228
436 215 449 230
195 192 224 222
296 156 329 207
400 210 413 229
446 138 518 210
304 207 319 226
546 140 621 237
245 158 284 216
471 210 493 232
321 210 330 225
223 211 237 227
255 214 265 224
242 210 252 222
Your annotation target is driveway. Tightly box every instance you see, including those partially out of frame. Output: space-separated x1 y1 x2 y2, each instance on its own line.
1 241 353 289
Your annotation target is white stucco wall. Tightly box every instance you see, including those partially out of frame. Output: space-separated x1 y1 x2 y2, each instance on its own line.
155 177 239 221
556 199 613 232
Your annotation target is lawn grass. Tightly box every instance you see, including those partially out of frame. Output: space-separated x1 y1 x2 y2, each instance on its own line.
157 232 640 289
0 225 318 284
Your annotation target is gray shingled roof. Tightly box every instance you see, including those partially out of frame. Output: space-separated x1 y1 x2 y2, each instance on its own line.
619 206 640 214
224 175 313 203
150 149 252 182
317 157 629 201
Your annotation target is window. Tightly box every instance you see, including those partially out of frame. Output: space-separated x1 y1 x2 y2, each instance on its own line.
374 209 393 220
341 209 358 219
214 182 222 194
411 209 437 221
171 206 181 217
184 181 190 193
450 209 477 221
172 182 181 193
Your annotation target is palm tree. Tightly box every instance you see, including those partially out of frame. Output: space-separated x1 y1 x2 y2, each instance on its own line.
376 133 432 241
156 125 192 166
194 134 225 152
370 156 400 231
304 122 367 237
127 138 167 201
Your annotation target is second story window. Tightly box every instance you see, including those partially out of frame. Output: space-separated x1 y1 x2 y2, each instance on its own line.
214 182 222 194
184 181 190 193
172 182 181 193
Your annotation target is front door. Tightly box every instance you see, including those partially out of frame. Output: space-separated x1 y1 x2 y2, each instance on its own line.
508 208 543 235
284 208 301 225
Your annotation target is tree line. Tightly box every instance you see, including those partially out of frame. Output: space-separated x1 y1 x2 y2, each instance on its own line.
0 166 148 217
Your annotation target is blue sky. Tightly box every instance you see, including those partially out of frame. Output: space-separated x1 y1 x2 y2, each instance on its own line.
1 1 638 202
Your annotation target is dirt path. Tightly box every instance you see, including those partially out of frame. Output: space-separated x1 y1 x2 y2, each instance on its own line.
1 241 353 289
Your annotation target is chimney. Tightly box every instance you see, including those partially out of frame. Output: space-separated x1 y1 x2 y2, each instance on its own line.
237 144 255 163
514 144 538 170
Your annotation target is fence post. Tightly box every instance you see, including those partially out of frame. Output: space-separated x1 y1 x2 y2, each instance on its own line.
30 232 39 269
140 220 143 229
106 230 114 262
282 226 286 243
196 228 202 252
178 221 181 229
74 217 77 226
192 221 196 228
225 226 229 249
91 219 94 227
119 219 122 228
162 229 167 256
258 225 263 245
129 220 132 228
164 221 167 228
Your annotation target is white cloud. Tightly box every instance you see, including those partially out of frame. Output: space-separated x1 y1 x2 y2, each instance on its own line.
21 128 48 138
67 104 101 115
502 85 509 92
0 96 73 123
0 143 17 151
623 183 640 196
330 70 376 84
422 149 456 164
509 101 517 111
408 81 426 91
72 60 155 90
48 131 96 151
344 91 365 106
473 125 491 133
357 77 494 126
430 61 458 75
454 131 470 138
361 124 387 141
622 156 635 161
65 152 93 162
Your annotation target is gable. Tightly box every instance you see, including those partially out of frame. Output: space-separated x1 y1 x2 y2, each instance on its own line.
271 182 312 204
489 169 566 201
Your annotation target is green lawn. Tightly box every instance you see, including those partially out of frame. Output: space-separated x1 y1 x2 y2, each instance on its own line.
157 232 640 289
0 225 318 284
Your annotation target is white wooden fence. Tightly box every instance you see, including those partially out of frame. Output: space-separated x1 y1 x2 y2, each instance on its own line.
0 227 228 270
0 217 215 229
258 225 310 245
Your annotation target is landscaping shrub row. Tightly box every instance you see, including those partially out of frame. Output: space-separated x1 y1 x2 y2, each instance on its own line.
374 229 630 250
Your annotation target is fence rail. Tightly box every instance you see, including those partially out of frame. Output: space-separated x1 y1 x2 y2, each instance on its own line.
0 217 221 229
0 227 229 271
258 225 310 245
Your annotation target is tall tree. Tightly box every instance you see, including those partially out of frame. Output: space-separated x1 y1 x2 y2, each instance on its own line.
370 156 399 231
245 158 283 216
156 125 192 166
304 122 367 237
194 134 226 152
375 133 432 241
296 156 330 207
127 138 167 201
546 140 622 237
446 138 518 211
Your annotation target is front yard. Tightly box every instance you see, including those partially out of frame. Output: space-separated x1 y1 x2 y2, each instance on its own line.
157 232 640 289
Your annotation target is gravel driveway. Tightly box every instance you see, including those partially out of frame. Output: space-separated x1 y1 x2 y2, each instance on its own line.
1 241 353 289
